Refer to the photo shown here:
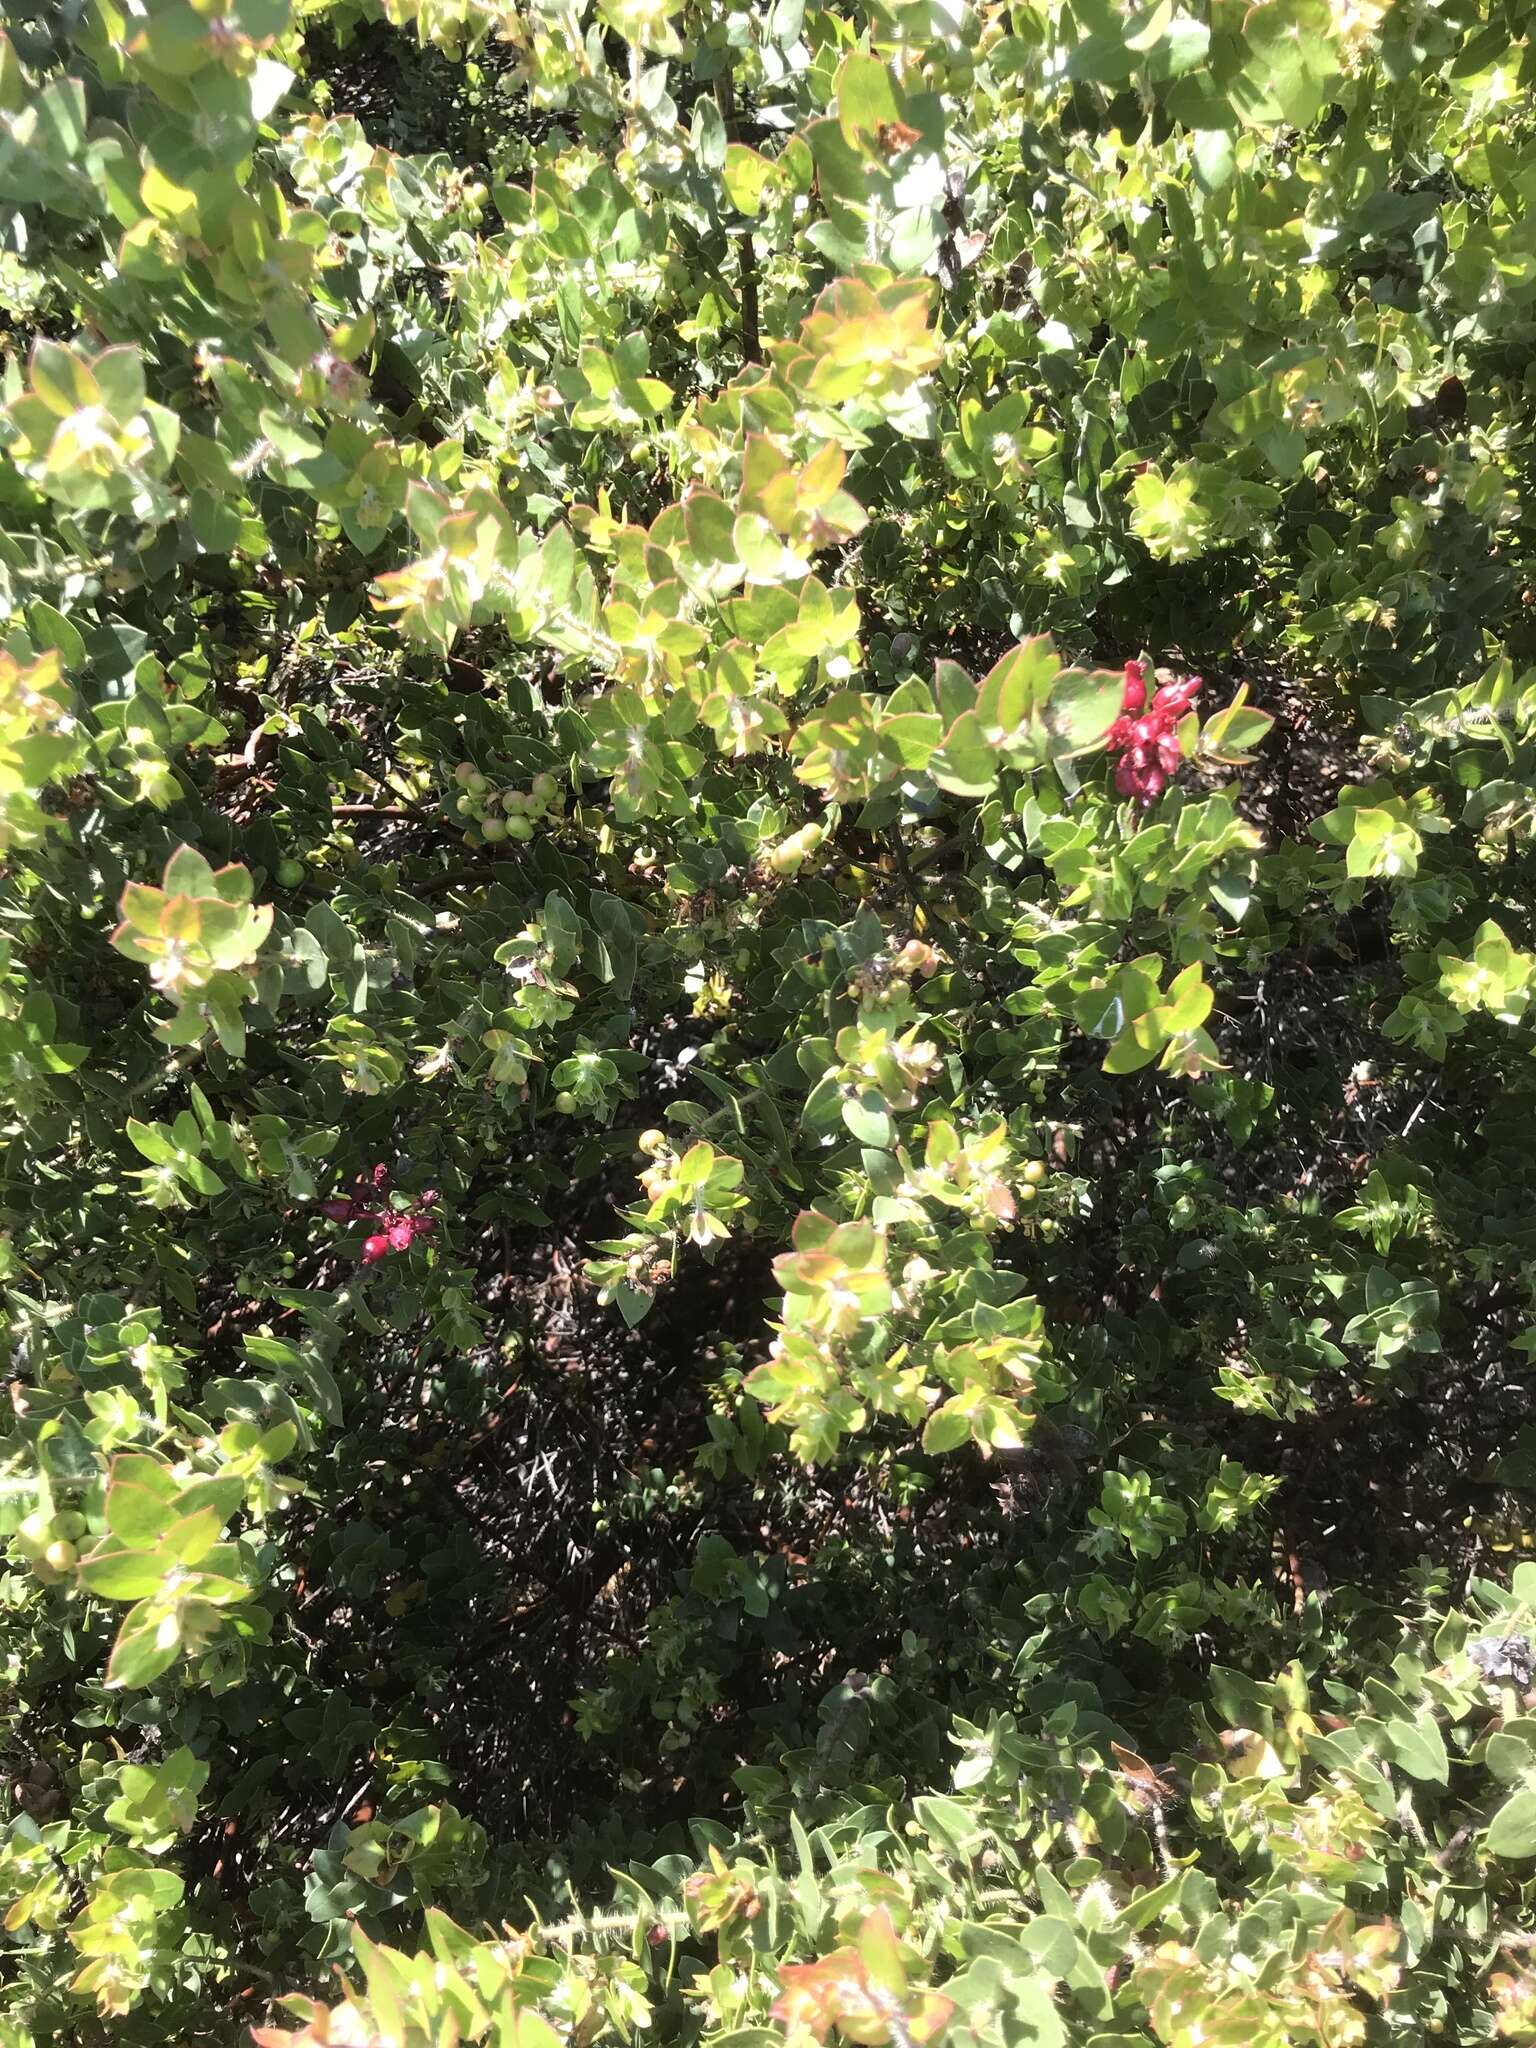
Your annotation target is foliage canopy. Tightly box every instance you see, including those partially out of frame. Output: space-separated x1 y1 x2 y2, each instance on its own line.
2 0 1536 2043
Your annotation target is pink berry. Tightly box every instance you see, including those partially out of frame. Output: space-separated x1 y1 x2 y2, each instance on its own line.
1155 676 1201 715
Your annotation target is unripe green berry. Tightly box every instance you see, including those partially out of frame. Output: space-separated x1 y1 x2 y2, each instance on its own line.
276 858 306 888
481 816 508 843
505 815 534 842
554 1090 578 1113
1022 1159 1047 1185
43 1539 77 1573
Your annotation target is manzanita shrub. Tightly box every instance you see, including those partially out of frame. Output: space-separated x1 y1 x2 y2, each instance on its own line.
3 0 1536 2042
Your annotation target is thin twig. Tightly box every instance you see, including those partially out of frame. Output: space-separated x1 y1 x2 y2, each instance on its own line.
714 71 761 366
887 827 1005 1001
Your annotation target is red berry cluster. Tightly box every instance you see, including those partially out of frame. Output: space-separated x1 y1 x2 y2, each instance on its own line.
321 1163 438 1265
1107 659 1202 806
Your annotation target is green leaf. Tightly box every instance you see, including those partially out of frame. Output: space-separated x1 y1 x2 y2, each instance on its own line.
913 1793 984 1857
162 1505 222 1566
1201 689 1275 762
889 207 939 275
78 1544 169 1600
1193 129 1235 192
1040 668 1124 758
1018 1916 1079 1978
842 1091 893 1148
1383 1714 1447 1785
1233 0 1341 129
1486 1721 1536 1783
162 845 217 898
1102 1031 1160 1075
290 1350 344 1427
93 345 148 422
105 1457 180 1541
107 1606 183 1690
125 1118 176 1165
177 1154 226 1197
976 638 1057 738
104 1481 176 1550
930 710 998 797
683 492 740 575
922 1402 972 1454
616 1283 654 1327
1487 1786 1536 1859
676 1141 715 1189
836 53 901 147
1008 1979 1067 2047
723 143 775 216
27 599 85 668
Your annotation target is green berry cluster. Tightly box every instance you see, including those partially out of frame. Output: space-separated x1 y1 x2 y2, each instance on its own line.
450 764 564 846
15 1507 86 1582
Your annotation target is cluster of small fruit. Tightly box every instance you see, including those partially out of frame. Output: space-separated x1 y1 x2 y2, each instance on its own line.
764 820 825 876
450 764 564 846
847 938 941 1006
13 1505 88 1582
1107 659 1202 806
320 1163 439 1264
636 1126 673 1193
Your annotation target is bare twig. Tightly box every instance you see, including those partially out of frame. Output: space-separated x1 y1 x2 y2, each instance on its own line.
714 71 761 366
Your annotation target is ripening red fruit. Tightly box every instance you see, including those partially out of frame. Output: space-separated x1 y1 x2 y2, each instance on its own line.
361 1233 392 1264
1107 665 1203 805
1154 675 1201 717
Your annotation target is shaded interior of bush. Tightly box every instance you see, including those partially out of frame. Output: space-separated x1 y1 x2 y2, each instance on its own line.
182 750 1535 1910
